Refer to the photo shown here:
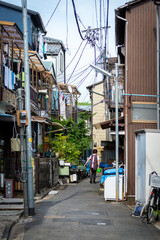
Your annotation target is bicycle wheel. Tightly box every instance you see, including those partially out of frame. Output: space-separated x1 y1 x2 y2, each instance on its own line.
147 190 156 223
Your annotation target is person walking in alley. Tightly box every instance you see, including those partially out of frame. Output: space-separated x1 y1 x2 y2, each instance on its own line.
84 149 99 183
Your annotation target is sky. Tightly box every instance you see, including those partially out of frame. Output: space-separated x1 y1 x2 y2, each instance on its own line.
2 0 127 102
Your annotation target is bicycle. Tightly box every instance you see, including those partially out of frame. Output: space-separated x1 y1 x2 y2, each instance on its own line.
146 171 160 223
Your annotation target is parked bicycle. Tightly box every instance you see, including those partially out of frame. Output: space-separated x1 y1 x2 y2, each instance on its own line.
146 171 160 223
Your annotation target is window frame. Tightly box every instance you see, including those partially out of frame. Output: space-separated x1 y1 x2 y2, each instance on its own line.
131 101 157 123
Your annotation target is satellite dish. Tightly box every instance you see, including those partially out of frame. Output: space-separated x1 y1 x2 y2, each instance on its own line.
68 85 72 93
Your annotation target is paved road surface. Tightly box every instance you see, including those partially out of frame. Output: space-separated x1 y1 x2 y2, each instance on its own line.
9 174 160 240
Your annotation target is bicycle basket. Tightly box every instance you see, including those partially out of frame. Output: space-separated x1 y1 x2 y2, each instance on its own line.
149 174 160 188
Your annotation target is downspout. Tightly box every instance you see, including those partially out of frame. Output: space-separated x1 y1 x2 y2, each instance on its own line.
116 14 128 198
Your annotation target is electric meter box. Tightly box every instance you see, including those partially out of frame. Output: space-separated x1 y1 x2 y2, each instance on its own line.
17 110 28 126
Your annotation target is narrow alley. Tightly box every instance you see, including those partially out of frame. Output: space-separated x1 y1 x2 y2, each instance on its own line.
9 175 160 240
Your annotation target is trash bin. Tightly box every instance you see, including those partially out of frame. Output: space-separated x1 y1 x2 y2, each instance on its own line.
102 168 124 201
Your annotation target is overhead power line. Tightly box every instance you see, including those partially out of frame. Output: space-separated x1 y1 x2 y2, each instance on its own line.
71 0 86 41
45 0 62 28
67 40 88 83
66 0 69 49
66 40 84 70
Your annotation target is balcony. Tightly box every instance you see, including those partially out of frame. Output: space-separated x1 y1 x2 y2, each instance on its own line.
30 85 38 107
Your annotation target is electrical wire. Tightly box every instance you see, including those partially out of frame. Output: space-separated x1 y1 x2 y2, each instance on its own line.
65 40 83 70
57 56 88 80
71 0 86 40
66 0 69 49
68 67 91 85
76 14 86 30
71 69 92 87
66 54 101 78
45 0 62 28
103 0 105 28
105 0 109 55
95 0 99 28
67 54 101 84
76 68 93 89
81 91 89 102
67 40 88 83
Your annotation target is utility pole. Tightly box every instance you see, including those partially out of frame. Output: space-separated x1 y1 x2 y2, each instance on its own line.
22 0 35 216
17 89 28 217
99 0 103 68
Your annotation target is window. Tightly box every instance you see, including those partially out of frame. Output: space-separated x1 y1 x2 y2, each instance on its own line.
132 102 157 123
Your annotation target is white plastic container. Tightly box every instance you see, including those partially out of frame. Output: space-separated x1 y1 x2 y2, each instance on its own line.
59 159 65 166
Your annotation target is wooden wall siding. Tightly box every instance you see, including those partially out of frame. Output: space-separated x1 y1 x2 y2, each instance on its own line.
125 0 158 195
126 0 157 103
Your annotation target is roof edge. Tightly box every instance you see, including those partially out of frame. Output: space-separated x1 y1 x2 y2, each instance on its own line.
0 0 47 34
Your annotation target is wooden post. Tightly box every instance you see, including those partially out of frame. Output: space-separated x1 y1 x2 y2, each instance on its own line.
43 122 45 158
32 63 34 87
36 70 38 90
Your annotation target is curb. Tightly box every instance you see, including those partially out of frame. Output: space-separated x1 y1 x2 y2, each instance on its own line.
1 211 23 240
1 184 60 240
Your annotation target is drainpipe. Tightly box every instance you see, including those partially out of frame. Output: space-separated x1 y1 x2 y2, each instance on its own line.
116 14 128 197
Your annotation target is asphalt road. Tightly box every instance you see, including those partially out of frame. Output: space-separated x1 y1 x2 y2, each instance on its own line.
9 174 160 240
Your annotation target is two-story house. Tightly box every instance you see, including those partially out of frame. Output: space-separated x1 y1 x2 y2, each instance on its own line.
0 1 46 52
87 57 125 164
115 0 157 197
43 36 66 84
0 2 58 195
43 36 80 122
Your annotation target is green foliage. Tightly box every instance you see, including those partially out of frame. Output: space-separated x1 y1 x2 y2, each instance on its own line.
51 133 80 164
50 112 92 162
78 101 91 106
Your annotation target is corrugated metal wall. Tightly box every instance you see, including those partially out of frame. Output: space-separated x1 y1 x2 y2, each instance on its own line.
126 0 158 195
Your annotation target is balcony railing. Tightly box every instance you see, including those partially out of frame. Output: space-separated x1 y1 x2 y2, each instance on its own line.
30 85 38 107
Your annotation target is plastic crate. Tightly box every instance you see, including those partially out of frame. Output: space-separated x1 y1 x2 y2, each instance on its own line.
59 166 69 176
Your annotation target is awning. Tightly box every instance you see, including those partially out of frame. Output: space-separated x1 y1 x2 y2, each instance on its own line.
57 83 80 95
42 71 56 85
0 113 15 122
10 48 56 84
10 48 46 72
0 21 31 50
94 116 124 129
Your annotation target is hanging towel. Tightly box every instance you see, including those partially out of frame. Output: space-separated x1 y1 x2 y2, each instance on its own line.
4 66 8 88
22 72 25 87
11 71 15 90
8 68 12 90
